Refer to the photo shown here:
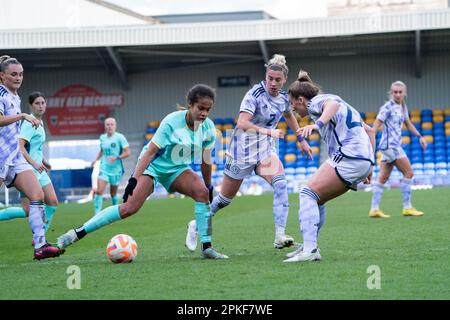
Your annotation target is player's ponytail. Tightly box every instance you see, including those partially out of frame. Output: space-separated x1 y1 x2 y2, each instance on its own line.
297 70 313 83
288 69 321 100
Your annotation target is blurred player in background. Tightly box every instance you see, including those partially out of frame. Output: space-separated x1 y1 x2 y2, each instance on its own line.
284 70 375 262
185 54 312 252
0 55 61 260
0 92 59 235
77 159 99 204
57 84 228 259
369 81 427 218
91 117 130 214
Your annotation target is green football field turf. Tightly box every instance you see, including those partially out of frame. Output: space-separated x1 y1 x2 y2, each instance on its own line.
0 187 449 300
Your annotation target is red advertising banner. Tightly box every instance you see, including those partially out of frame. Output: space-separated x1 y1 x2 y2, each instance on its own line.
45 84 124 136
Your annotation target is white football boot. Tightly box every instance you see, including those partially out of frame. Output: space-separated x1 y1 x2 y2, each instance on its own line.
273 234 295 249
57 229 79 250
200 247 229 259
283 248 322 262
285 243 304 258
185 220 198 252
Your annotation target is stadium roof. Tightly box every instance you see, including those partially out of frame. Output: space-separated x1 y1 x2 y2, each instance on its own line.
0 0 157 30
2 8 450 89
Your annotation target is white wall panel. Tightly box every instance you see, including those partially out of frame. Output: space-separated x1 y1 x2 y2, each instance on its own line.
2 9 450 49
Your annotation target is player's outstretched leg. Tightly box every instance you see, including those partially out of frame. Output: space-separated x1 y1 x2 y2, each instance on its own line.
272 174 294 249
0 207 26 221
57 205 121 250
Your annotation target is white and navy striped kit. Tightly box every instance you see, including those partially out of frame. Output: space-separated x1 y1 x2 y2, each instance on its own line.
227 81 291 165
377 99 409 150
376 99 409 163
0 85 22 167
308 94 374 189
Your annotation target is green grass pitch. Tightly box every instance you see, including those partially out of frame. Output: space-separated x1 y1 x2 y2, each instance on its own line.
0 187 449 300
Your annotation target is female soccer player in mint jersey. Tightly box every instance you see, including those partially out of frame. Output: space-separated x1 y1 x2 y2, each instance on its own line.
57 84 228 259
284 70 375 262
0 56 61 260
91 117 130 215
369 81 427 218
0 92 59 233
185 54 312 252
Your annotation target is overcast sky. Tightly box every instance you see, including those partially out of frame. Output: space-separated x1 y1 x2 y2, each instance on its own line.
107 0 328 20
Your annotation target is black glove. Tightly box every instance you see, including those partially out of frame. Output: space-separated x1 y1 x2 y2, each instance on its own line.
123 177 138 203
207 184 214 203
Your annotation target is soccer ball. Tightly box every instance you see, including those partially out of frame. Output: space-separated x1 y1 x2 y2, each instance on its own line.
106 234 138 263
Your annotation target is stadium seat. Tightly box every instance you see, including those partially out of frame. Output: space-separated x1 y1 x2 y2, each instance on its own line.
421 109 433 117
295 167 306 174
445 128 450 136
222 124 234 131
410 109 421 117
147 120 160 128
366 111 376 119
411 116 421 124
309 140 320 147
412 163 424 170
296 159 307 168
433 115 444 123
223 118 234 125
365 118 375 125
286 134 297 142
422 116 433 123
284 154 296 163
285 162 296 169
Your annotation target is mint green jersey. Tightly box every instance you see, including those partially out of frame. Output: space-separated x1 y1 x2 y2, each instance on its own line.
19 114 45 165
99 132 129 176
142 110 216 174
